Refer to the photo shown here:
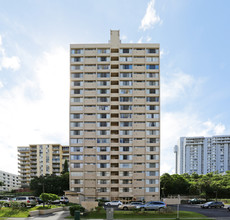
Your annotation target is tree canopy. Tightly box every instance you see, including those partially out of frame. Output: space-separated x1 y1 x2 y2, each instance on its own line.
160 172 230 199
30 172 69 196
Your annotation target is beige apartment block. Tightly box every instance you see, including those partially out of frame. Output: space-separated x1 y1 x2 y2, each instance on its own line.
18 144 69 187
69 30 160 202
0 170 20 192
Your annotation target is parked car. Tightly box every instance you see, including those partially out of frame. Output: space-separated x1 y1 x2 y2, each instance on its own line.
227 206 230 211
35 197 43 204
188 198 205 204
0 197 11 207
136 201 166 211
105 200 123 206
14 196 37 207
118 202 143 210
201 201 224 209
60 196 69 204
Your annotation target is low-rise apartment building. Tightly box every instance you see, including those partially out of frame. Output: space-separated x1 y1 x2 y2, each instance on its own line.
0 170 20 192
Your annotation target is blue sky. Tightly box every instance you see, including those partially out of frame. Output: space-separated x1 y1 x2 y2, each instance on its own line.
0 0 230 175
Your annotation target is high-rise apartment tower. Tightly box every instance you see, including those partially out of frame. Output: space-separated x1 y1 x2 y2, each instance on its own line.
175 135 230 174
69 30 160 202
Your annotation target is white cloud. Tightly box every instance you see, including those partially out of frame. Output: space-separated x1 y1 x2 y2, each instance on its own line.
0 81 3 88
138 37 143 43
0 46 69 174
161 71 198 103
0 35 21 71
146 36 152 42
139 0 161 31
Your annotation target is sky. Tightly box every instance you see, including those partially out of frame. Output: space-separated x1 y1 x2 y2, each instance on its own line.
0 0 230 175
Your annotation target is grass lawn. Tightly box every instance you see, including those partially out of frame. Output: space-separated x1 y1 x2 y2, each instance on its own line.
77 210 210 219
0 205 61 218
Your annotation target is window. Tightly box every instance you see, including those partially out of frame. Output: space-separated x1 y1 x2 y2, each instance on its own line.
120 97 133 102
146 155 159 160
97 81 110 86
97 146 109 152
97 155 110 160
120 57 132 62
70 130 83 135
71 49 83 54
146 48 159 54
71 65 83 70
97 138 110 143
120 72 132 78
120 81 133 86
70 147 83 152
70 113 83 119
71 57 83 62
146 163 159 168
120 155 132 160
120 89 132 94
70 138 83 144
146 171 159 176
146 65 159 70
71 73 83 78
147 122 160 127
71 89 83 94
97 97 109 102
146 57 159 62
120 122 132 127
97 163 110 168
97 122 110 127
146 73 159 78
146 179 159 184
70 122 83 127
120 65 132 69
120 146 132 152
97 113 110 119
120 48 132 53
146 187 159 192
70 155 83 160
120 113 132 118
146 89 159 94
146 130 160 136
97 72 110 78
146 97 159 102
98 57 110 62
120 138 132 143
120 105 132 110
98 49 110 54
97 65 110 70
120 163 132 168
146 105 159 111
97 105 110 110
71 98 83 103
146 113 159 119
71 163 82 168
120 130 133 135
97 89 109 94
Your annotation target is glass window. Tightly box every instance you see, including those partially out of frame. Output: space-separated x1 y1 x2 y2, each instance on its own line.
120 72 132 78
97 65 110 70
146 65 159 70
71 73 83 78
146 97 159 102
120 65 132 69
70 138 83 144
146 48 159 54
97 97 109 102
120 48 132 53
120 113 132 118
120 97 133 102
120 105 132 110
97 72 110 78
71 57 83 62
97 105 110 110
120 122 132 127
97 49 110 54
146 57 159 62
120 81 133 86
120 57 132 62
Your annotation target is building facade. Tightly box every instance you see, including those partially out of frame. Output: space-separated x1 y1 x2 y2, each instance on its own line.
175 135 230 174
18 144 69 187
69 30 160 201
0 170 20 192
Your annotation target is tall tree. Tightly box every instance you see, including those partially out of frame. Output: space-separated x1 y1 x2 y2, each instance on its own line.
62 160 69 174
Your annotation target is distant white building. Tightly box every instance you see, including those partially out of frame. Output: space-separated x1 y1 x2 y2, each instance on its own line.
175 135 230 174
0 170 20 192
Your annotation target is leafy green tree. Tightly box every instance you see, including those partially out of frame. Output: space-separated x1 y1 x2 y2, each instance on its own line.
40 193 59 207
62 160 69 174
30 173 69 196
0 181 4 186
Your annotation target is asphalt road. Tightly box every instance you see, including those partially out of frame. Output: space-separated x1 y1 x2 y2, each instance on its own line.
171 204 230 219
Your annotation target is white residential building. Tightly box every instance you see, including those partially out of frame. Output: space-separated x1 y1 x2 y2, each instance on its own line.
0 170 20 192
175 135 230 174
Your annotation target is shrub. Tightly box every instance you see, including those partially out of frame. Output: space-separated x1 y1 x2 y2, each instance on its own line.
9 201 21 210
0 201 4 209
69 204 85 216
95 206 103 212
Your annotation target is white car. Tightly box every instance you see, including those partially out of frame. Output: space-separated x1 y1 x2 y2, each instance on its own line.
105 200 123 206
